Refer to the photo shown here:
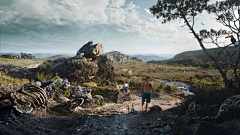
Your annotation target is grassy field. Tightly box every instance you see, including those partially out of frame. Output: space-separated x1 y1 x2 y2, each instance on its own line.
0 57 45 67
0 55 236 115
0 54 71 68
42 54 71 61
114 59 221 83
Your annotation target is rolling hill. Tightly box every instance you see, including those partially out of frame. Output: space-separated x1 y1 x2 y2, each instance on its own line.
129 54 172 63
148 46 239 65
174 46 239 62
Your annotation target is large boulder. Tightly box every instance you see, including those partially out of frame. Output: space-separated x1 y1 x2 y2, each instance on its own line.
76 41 103 59
96 54 114 80
50 57 98 82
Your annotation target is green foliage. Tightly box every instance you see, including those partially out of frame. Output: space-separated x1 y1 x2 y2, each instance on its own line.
36 72 58 82
54 79 62 89
53 78 70 98
37 61 53 71
203 62 212 69
159 83 167 89
55 88 71 98
149 0 209 24
148 58 204 67
165 85 180 94
150 0 240 89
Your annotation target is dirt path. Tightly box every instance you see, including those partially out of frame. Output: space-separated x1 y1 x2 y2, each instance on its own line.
68 94 181 135
25 63 42 68
0 94 181 135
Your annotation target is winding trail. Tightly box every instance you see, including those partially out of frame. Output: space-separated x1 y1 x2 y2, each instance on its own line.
74 94 181 135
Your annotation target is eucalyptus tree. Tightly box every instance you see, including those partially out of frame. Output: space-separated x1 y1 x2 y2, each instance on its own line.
150 0 240 89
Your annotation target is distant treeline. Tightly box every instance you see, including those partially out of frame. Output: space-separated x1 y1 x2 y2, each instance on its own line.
147 58 212 69
0 53 37 59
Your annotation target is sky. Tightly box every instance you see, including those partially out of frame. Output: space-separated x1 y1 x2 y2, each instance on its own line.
0 0 229 55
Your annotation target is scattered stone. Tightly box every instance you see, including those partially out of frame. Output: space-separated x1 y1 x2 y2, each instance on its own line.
103 80 111 86
149 105 162 112
25 81 41 87
92 95 104 105
163 125 172 132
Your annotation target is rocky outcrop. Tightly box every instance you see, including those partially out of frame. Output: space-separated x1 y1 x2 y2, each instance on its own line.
76 41 103 59
105 51 130 63
50 56 98 82
131 57 143 62
50 41 113 81
96 54 114 80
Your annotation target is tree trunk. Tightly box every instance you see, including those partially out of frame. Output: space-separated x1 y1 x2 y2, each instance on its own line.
182 15 233 89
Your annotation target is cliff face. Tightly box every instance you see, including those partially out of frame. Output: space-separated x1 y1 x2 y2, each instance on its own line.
105 51 130 63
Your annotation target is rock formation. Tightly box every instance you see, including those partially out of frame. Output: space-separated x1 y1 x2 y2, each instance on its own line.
76 41 103 59
105 51 130 63
131 57 143 62
50 41 114 81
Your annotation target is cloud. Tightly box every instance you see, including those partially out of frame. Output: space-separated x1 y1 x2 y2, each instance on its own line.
144 8 151 15
0 0 199 54
110 0 125 8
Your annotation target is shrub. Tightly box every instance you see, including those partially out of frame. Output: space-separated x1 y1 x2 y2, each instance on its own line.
0 71 30 84
203 62 212 69
159 83 167 89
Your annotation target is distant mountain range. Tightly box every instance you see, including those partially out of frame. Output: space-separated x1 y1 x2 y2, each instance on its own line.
128 54 174 63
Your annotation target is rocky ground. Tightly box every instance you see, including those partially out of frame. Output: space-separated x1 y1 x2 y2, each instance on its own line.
1 93 240 135
0 94 181 135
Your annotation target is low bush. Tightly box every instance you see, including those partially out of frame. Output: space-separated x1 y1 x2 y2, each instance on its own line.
0 71 30 84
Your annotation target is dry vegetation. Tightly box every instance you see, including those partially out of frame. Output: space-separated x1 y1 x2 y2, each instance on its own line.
0 71 30 84
0 57 237 115
0 57 44 67
114 59 221 82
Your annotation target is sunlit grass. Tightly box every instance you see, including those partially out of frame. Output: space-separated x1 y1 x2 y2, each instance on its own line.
114 59 221 83
0 57 44 67
0 71 30 84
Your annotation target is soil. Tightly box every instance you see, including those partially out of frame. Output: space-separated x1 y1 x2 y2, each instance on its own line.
0 94 181 135
1 93 240 135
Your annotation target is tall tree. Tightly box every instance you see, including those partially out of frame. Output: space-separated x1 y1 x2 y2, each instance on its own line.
150 0 240 89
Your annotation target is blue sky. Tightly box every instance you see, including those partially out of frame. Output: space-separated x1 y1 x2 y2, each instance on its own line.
0 0 229 55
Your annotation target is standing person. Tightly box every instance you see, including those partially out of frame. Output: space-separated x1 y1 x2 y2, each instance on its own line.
123 81 129 93
141 75 154 112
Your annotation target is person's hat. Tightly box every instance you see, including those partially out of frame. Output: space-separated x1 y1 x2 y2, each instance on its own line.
146 75 150 78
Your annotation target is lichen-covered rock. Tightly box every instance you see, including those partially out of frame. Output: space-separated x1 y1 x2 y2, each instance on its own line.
44 85 55 100
93 95 104 103
105 51 130 63
96 54 114 80
24 81 42 87
51 57 98 82
76 41 103 59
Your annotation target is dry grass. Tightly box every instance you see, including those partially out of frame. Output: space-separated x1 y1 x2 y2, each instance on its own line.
0 71 30 84
114 59 220 82
0 57 44 67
